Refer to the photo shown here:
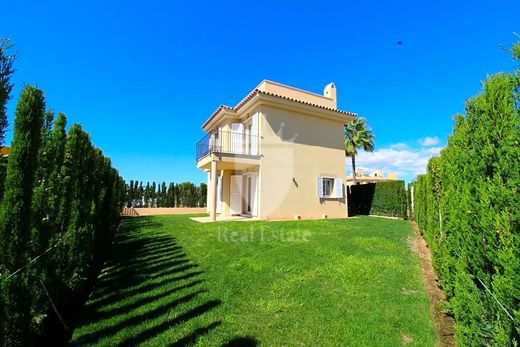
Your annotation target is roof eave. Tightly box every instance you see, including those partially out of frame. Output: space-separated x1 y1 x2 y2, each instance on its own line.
252 93 356 123
201 89 357 131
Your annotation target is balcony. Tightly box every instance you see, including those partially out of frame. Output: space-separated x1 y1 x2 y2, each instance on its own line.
196 130 259 162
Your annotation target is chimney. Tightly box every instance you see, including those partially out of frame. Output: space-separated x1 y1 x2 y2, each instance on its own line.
323 83 337 109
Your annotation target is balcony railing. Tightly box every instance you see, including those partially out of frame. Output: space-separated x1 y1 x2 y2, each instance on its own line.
196 130 259 162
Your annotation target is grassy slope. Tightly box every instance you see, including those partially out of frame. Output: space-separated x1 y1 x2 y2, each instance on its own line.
71 215 436 347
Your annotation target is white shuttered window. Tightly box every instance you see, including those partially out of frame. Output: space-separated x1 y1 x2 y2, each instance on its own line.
317 177 343 198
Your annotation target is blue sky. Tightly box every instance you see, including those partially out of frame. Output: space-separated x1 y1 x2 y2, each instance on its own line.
2 0 519 183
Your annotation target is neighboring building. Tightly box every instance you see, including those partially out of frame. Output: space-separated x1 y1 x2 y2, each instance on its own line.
370 169 384 178
0 147 11 158
345 169 398 185
196 80 356 221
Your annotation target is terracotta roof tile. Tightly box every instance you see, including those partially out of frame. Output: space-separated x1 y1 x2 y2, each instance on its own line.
241 90 356 116
203 89 356 129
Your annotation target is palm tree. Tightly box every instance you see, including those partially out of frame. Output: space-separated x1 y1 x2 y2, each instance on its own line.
344 118 374 185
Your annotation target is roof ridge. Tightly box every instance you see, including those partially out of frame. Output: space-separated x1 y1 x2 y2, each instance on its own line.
202 88 356 129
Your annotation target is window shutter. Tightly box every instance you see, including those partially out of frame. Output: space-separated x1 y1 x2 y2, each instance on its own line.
317 177 324 198
251 113 259 155
334 178 343 198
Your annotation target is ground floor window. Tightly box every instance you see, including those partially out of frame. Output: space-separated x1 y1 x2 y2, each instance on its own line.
322 177 335 197
317 177 343 199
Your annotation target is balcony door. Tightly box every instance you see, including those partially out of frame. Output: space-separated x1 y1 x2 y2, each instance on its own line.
250 173 258 216
231 123 244 154
244 172 258 216
230 175 242 215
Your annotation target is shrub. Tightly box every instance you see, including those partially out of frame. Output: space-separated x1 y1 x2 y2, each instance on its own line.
347 180 407 218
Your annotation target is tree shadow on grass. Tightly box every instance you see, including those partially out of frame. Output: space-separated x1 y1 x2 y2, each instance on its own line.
169 321 222 346
87 270 205 310
71 216 221 346
119 300 222 346
222 336 259 347
90 279 206 322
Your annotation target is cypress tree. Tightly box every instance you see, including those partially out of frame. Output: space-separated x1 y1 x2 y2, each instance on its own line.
166 182 175 207
0 156 7 201
177 183 183 207
135 181 140 206
151 182 157 207
42 109 54 143
160 182 167 207
177 182 198 207
190 183 198 207
0 85 45 346
57 125 82 242
155 181 161 207
129 180 133 207
47 122 123 344
42 116 67 251
198 183 207 207
0 38 16 203
91 152 113 267
32 112 66 254
64 126 97 292
27 112 67 340
128 180 135 207
173 183 178 207
0 38 16 146
138 181 144 207
56 125 92 293
144 182 151 207
28 110 59 336
133 180 139 207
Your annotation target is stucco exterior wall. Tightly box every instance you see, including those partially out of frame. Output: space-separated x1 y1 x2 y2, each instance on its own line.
258 105 347 220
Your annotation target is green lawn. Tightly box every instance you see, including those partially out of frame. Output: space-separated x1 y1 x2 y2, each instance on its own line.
71 215 436 346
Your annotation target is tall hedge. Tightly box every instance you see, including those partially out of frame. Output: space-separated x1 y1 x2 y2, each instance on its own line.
411 42 520 345
0 86 126 345
0 86 45 346
371 180 407 218
347 180 407 218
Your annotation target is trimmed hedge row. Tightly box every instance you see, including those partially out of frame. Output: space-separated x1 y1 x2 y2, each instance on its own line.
0 86 126 346
126 180 207 208
347 180 407 218
411 45 520 346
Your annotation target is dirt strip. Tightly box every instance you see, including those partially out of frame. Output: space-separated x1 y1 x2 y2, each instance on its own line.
133 208 206 216
409 221 457 347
